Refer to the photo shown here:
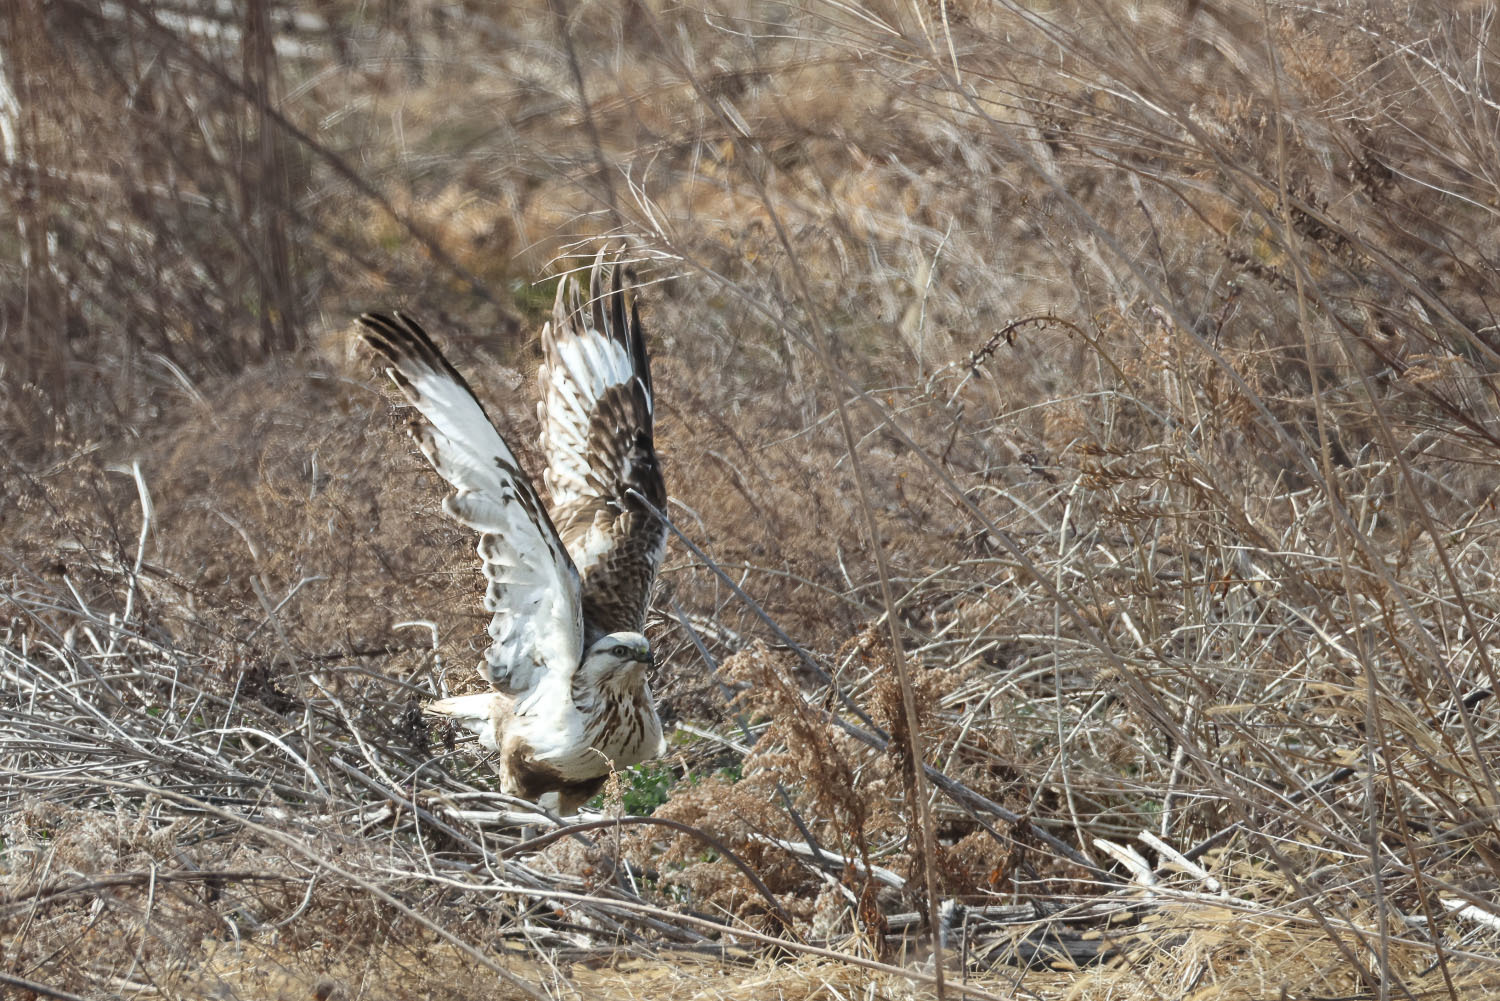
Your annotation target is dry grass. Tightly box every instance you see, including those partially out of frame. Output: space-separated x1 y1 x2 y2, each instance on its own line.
5 0 1500 997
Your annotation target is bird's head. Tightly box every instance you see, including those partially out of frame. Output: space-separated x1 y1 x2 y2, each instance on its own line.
579 631 653 692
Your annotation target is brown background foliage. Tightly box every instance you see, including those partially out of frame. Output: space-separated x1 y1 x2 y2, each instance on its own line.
4 1 1500 997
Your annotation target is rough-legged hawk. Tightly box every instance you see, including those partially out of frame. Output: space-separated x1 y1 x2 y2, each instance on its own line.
358 252 667 813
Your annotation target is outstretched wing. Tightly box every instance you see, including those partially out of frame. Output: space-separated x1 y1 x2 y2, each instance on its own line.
359 312 582 697
538 252 667 640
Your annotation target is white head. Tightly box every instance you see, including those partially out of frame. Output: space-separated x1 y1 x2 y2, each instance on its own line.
577 631 653 693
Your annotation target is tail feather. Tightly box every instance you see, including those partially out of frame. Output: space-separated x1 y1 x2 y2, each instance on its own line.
426 692 501 720
425 693 507 749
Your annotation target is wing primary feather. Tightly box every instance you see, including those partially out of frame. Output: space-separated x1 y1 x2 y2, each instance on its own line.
588 246 609 340
627 277 653 405
360 312 493 424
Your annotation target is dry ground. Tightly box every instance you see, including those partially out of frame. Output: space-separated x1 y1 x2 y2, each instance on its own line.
5 1 1500 998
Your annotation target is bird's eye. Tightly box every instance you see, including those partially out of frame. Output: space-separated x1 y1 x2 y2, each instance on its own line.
613 645 627 657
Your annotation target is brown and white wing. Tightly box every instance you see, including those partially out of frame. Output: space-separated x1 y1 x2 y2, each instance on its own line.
359 312 583 698
538 252 667 639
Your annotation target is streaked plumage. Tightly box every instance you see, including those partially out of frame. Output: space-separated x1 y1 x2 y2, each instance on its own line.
539 255 667 640
358 252 666 813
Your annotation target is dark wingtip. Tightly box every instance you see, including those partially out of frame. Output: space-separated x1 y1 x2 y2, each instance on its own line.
357 310 500 430
356 312 404 369
356 310 452 374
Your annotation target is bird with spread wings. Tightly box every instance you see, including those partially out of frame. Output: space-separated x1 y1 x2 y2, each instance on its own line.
358 252 667 814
